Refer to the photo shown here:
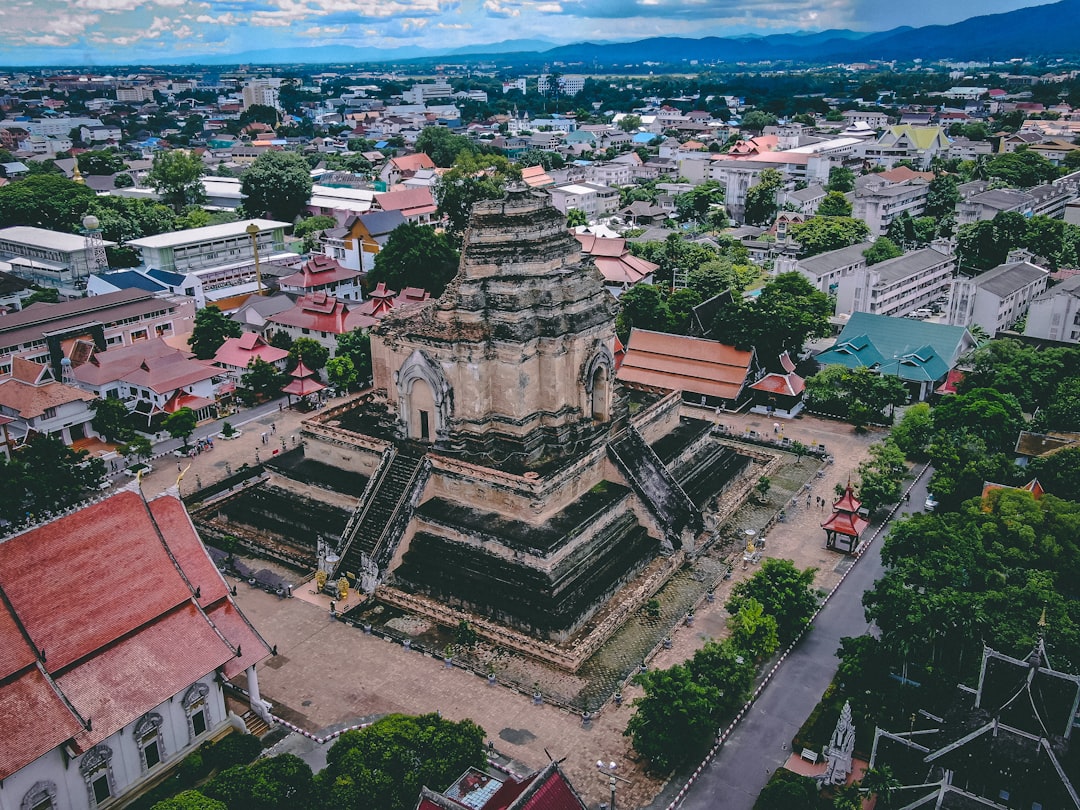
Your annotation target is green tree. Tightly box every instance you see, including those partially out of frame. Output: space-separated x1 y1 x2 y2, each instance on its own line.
726 558 818 645
863 237 903 266
727 597 780 662
436 152 519 244
203 765 256 809
239 104 279 128
0 173 95 230
336 329 373 382
827 166 856 193
294 214 336 253
923 174 960 220
625 663 720 773
667 287 703 334
675 181 725 225
615 283 671 340
933 387 1025 455
370 222 460 296
740 110 778 132
0 434 106 523
816 191 853 218
77 149 127 176
248 754 314 810
755 770 822 810
891 402 934 459
189 305 242 360
860 766 902 810
24 287 60 306
790 216 870 257
242 357 286 400
985 149 1059 188
150 790 226 810
686 638 756 719
743 168 783 226
857 439 908 511
618 114 643 132
92 396 134 443
566 208 588 227
241 151 313 223
1028 446 1080 494
147 149 207 213
119 435 153 462
711 272 832 363
287 337 329 373
165 407 198 450
1033 377 1080 432
415 127 477 167
326 355 358 392
316 714 485 810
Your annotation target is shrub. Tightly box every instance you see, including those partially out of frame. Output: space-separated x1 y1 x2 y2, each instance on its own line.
205 733 262 771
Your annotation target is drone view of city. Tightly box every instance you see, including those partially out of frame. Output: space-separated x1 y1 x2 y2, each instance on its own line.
1 1 1080 809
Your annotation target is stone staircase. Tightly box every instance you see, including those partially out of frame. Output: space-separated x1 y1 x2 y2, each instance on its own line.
334 446 428 590
240 710 271 738
608 426 702 549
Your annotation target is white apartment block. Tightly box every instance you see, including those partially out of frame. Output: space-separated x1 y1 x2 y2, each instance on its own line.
402 82 453 104
853 176 931 235
842 110 890 128
0 226 115 289
1023 275 1080 344
116 85 156 103
947 258 1048 335
0 116 104 137
537 74 585 97
503 78 527 94
835 245 956 318
547 183 620 218
242 80 280 111
777 242 872 295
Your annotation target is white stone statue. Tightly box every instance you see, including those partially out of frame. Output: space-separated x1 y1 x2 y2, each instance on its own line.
817 700 855 787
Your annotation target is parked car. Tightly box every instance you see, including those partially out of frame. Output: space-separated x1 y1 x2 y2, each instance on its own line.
925 493 939 511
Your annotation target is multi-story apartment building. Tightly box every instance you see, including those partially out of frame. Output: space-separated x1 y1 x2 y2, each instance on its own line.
835 245 956 318
0 226 115 289
947 258 1048 335
778 242 873 295
537 74 585 97
547 183 620 219
853 176 931 235
1024 275 1080 344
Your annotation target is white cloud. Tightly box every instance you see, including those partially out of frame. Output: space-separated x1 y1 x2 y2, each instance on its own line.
300 24 348 36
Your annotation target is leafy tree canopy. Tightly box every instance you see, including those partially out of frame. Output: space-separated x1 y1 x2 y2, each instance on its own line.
863 237 903 266
241 151 313 223
743 168 783 226
0 173 96 230
435 152 520 243
0 434 105 524
164 407 198 449
827 166 855 193
189 305 242 360
92 396 134 443
816 191 852 218
726 557 818 645
985 148 1060 188
790 216 870 257
370 222 460 297
287 337 329 373
148 149 207 213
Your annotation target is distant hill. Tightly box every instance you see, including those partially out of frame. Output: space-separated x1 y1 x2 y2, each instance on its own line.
447 39 557 56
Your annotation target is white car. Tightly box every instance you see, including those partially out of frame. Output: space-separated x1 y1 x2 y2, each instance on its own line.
924 494 939 511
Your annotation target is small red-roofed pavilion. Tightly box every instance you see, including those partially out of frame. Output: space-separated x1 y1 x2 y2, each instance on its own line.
822 482 869 554
282 361 326 403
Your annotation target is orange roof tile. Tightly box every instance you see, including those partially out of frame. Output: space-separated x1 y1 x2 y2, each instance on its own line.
617 329 754 400
0 378 97 419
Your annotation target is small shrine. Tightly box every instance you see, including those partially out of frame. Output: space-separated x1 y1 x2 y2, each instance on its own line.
749 352 805 418
821 482 868 554
282 360 325 404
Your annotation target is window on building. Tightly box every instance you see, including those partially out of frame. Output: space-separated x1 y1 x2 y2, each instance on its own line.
182 682 211 742
135 712 164 772
92 774 111 804
21 781 58 810
131 329 148 342
44 407 57 419
79 745 115 807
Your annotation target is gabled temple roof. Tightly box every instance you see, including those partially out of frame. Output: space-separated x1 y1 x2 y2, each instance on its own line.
0 490 271 777
618 329 756 401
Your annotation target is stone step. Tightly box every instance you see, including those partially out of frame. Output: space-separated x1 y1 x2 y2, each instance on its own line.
241 710 271 738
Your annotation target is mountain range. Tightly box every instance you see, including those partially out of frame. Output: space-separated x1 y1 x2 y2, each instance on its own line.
22 0 1080 67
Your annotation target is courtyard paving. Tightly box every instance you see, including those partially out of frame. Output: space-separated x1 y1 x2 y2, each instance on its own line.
226 406 885 808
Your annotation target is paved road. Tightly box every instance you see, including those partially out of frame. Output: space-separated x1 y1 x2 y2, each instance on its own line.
675 467 932 810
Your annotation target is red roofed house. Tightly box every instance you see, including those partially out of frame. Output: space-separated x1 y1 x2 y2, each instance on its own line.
277 254 365 302
374 187 438 225
71 338 223 424
822 482 870 554
749 351 806 418
213 332 290 382
416 762 587 810
981 478 1045 510
380 152 437 187
616 328 761 410
0 358 99 446
0 488 271 810
574 234 658 297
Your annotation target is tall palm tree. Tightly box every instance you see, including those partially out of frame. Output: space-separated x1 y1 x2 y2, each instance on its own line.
861 765 902 809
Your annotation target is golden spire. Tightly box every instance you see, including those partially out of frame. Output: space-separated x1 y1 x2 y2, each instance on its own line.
72 163 85 185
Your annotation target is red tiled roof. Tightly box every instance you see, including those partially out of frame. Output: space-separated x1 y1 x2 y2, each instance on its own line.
163 392 216 414
282 375 326 397
10 357 50 384
0 667 86 779
268 292 350 335
821 509 869 538
617 329 755 401
749 372 805 397
278 255 364 290
833 484 862 514
72 338 217 395
0 489 272 775
878 166 935 183
391 153 436 173
214 334 289 369
375 187 437 216
58 603 233 749
0 378 97 419
935 368 964 396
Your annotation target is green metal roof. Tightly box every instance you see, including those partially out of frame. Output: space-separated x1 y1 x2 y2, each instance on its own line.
817 312 971 383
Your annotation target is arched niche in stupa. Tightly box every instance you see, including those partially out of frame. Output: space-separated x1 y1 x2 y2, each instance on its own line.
582 345 615 423
396 349 450 442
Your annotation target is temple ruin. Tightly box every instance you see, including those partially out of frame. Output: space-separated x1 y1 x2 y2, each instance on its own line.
196 185 758 660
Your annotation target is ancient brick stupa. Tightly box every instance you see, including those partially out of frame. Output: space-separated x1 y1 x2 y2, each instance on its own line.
216 186 755 650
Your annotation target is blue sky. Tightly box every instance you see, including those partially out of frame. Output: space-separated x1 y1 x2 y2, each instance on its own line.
0 0 1054 63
